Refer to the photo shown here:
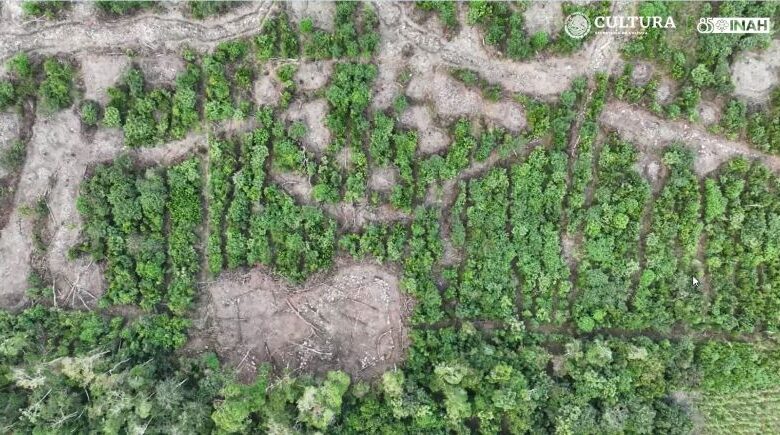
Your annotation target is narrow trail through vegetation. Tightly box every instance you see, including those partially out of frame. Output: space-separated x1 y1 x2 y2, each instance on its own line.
602 101 780 175
0 2 276 63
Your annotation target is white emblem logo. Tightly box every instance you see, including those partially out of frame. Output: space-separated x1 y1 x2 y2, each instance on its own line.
565 13 591 39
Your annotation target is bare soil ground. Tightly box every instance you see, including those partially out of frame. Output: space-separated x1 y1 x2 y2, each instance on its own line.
294 60 333 92
601 101 780 176
281 98 330 154
79 54 130 104
405 70 527 131
399 105 450 155
187 260 411 380
0 2 278 64
523 2 564 37
373 1 634 102
368 165 398 193
254 72 280 107
136 54 185 87
287 1 334 32
732 39 780 105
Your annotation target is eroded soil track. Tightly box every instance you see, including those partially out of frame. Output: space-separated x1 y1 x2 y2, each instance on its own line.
0 2 277 63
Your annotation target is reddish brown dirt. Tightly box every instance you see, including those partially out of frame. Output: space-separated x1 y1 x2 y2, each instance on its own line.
186 259 412 380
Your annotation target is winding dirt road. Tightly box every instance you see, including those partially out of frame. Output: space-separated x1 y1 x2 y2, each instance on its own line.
0 2 276 63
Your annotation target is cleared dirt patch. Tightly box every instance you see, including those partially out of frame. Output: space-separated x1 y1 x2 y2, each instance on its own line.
600 101 780 175
524 2 564 36
287 1 335 32
369 165 398 193
0 2 277 64
254 73 280 107
188 260 412 380
399 105 450 155
79 54 131 104
294 60 333 92
281 98 330 154
136 54 185 87
484 100 526 132
0 111 95 309
731 39 780 105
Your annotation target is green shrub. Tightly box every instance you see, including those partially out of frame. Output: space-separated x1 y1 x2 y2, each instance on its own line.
22 0 68 19
189 0 234 19
95 0 153 16
720 99 746 139
0 80 14 109
416 1 458 28
166 158 203 314
8 53 32 78
38 58 74 111
0 140 27 171
103 106 121 127
80 100 100 126
530 31 549 52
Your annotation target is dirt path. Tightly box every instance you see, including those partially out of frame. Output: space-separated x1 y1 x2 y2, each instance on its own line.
0 2 276 63
0 108 208 311
375 2 634 100
601 101 780 175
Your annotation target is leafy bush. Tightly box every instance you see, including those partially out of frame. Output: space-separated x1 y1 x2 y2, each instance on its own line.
255 12 299 60
249 184 335 280
38 58 74 111
419 119 477 185
573 136 650 331
104 63 202 145
402 208 444 323
77 156 143 305
629 145 704 330
719 99 747 140
310 62 378 203
510 148 569 324
276 63 297 108
166 158 203 314
102 106 121 127
455 168 516 320
21 0 68 19
0 140 27 171
704 159 780 332
170 63 201 139
95 0 154 16
370 113 394 166
300 2 380 59
189 0 236 19
297 371 350 430
0 80 14 110
416 1 458 29
206 136 237 275
80 100 100 126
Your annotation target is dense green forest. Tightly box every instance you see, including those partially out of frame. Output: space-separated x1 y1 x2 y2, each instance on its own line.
2 1 780 433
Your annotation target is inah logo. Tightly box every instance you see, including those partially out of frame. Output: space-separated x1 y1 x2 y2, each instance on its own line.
697 17 772 34
565 12 591 39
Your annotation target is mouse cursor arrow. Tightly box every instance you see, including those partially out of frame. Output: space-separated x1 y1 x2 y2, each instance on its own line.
692 277 699 287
